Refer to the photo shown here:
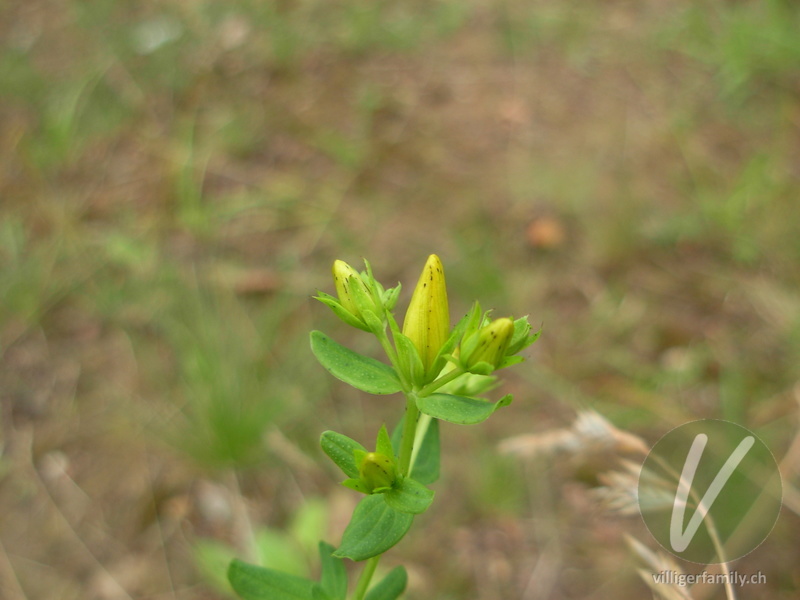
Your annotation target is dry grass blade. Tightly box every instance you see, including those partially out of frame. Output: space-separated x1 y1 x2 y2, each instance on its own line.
636 568 695 600
775 384 800 517
498 410 649 459
0 538 29 600
595 459 677 516
593 460 647 515
626 536 694 600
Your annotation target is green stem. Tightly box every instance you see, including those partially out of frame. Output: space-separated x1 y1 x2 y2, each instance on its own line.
353 555 381 600
377 330 399 367
409 413 432 476
398 394 419 476
400 367 462 477
418 367 465 397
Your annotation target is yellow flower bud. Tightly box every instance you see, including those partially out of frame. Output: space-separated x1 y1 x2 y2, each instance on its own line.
402 255 450 375
358 452 397 493
464 317 514 370
332 260 371 320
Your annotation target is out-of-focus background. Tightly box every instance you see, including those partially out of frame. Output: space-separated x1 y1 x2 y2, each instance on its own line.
2 0 800 598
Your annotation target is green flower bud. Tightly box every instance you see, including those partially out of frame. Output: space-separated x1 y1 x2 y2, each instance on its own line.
402 255 450 376
462 317 515 372
358 452 397 493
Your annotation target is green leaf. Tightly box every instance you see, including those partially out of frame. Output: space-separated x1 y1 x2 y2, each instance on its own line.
507 319 541 354
314 292 371 332
439 372 497 397
228 559 315 600
409 418 439 485
459 302 484 344
318 542 347 600
345 272 383 334
321 431 366 478
416 393 513 425
497 355 525 370
390 416 439 485
334 495 413 561
342 477 370 494
382 283 402 311
384 477 434 514
426 307 473 383
310 331 402 395
375 424 394 458
361 309 385 335
364 566 408 600
465 360 495 376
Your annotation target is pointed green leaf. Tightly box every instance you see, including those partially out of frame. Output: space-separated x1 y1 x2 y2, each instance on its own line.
409 418 439 485
465 361 495 376
361 309 385 336
364 566 407 600
375 425 394 458
426 307 472 383
497 355 525 370
390 416 440 485
310 331 402 395
384 477 434 514
333 495 413 561
318 542 347 600
314 292 371 332
228 559 315 600
320 431 366 478
342 478 370 494
439 372 497 398
382 283 402 311
507 320 541 355
416 393 513 425
346 272 382 331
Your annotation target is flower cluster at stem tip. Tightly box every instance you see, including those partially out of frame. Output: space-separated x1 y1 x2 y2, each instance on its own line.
318 254 540 388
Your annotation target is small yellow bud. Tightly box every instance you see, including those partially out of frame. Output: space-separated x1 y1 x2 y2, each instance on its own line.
464 318 514 370
332 260 371 319
402 255 450 375
358 452 397 492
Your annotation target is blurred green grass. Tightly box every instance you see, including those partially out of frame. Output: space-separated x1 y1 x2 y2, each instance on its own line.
2 0 800 598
